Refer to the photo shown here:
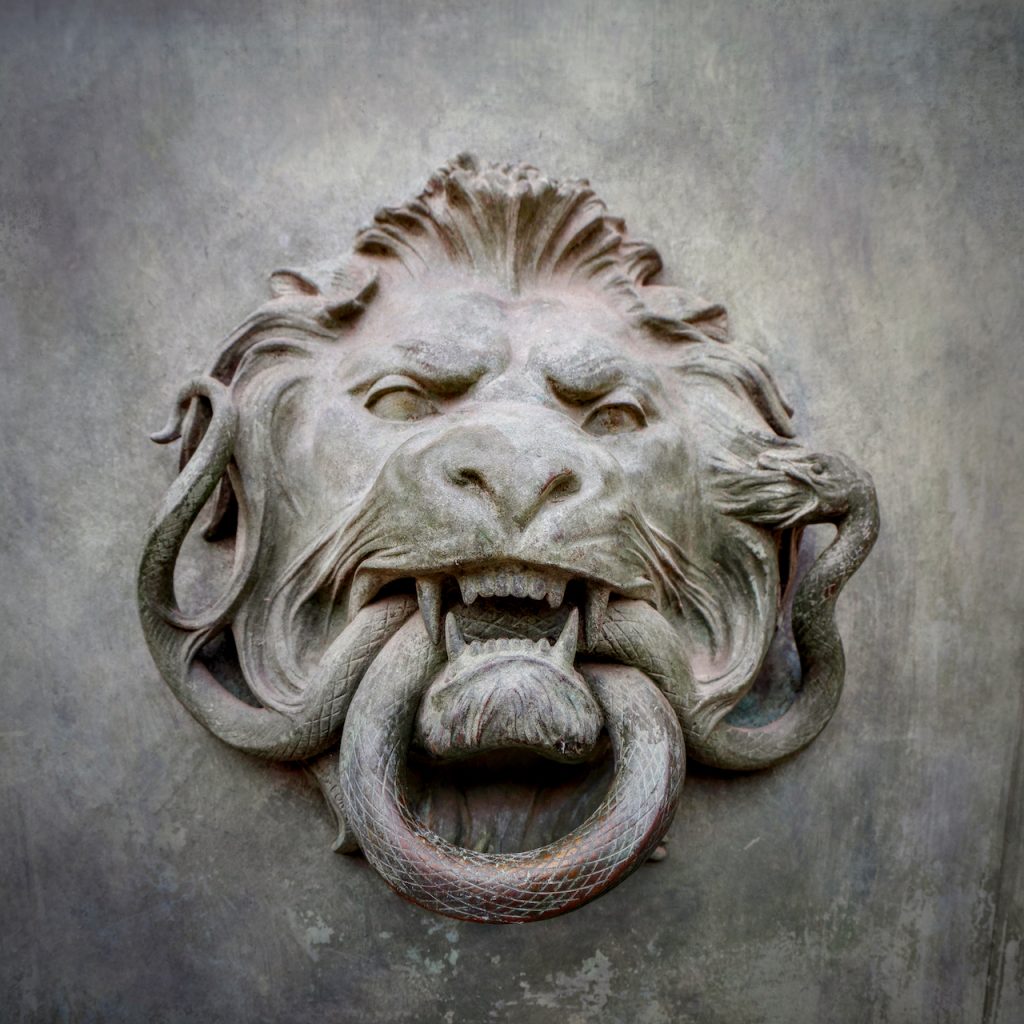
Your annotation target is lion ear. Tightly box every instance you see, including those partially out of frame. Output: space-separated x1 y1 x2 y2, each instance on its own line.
268 269 323 298
640 285 730 342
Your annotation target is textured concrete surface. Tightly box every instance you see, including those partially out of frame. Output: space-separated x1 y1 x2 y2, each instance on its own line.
1 1 1021 1021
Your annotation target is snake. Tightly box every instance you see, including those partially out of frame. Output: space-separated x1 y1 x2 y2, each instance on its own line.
339 626 684 923
139 377 876 919
137 377 417 761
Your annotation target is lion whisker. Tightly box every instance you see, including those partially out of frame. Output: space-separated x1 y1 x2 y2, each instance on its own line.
623 512 725 644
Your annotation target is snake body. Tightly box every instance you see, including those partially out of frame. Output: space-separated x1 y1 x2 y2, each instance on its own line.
693 453 880 770
138 378 875 918
138 378 414 761
339 617 684 923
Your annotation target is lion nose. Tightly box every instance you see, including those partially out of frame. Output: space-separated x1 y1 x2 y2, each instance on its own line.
440 440 584 529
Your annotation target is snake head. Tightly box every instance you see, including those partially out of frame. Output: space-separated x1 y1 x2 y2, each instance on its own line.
712 448 868 529
755 450 868 523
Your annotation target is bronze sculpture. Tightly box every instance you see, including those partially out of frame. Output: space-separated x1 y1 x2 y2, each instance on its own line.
139 155 878 922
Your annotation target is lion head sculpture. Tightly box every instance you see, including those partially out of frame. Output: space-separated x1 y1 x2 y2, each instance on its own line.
139 155 878 922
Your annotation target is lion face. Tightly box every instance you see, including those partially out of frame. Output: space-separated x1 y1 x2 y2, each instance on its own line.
271 276 696 621
140 156 877 922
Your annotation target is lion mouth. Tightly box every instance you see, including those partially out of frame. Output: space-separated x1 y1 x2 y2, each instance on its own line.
348 561 640 650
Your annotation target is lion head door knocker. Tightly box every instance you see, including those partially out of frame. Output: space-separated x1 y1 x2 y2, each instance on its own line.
138 155 878 922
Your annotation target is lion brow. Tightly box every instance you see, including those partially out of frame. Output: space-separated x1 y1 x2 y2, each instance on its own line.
344 339 496 395
546 356 650 403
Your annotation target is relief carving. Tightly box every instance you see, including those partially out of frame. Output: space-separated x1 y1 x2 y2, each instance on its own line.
138 155 879 922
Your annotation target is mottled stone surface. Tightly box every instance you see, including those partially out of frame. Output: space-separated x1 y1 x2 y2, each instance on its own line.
1 1 1021 1021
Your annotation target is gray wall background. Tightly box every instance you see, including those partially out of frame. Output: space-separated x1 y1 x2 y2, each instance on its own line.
2 1 1021 1022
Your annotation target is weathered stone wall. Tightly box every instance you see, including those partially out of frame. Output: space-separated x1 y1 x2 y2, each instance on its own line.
2 1 1021 1021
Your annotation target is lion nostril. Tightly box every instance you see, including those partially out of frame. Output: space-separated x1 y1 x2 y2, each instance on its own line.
507 467 583 528
539 468 581 505
448 466 493 495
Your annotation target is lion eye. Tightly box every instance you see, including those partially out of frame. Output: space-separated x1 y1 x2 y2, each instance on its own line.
365 376 439 422
583 401 646 436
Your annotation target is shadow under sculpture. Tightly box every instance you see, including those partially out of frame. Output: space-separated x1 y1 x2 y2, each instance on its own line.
138 155 879 923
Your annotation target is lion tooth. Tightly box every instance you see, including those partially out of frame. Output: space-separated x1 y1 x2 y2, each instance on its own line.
510 574 528 598
583 584 611 650
347 572 384 622
444 612 466 661
416 578 443 645
459 578 479 604
545 577 567 608
553 607 579 665
528 576 546 600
